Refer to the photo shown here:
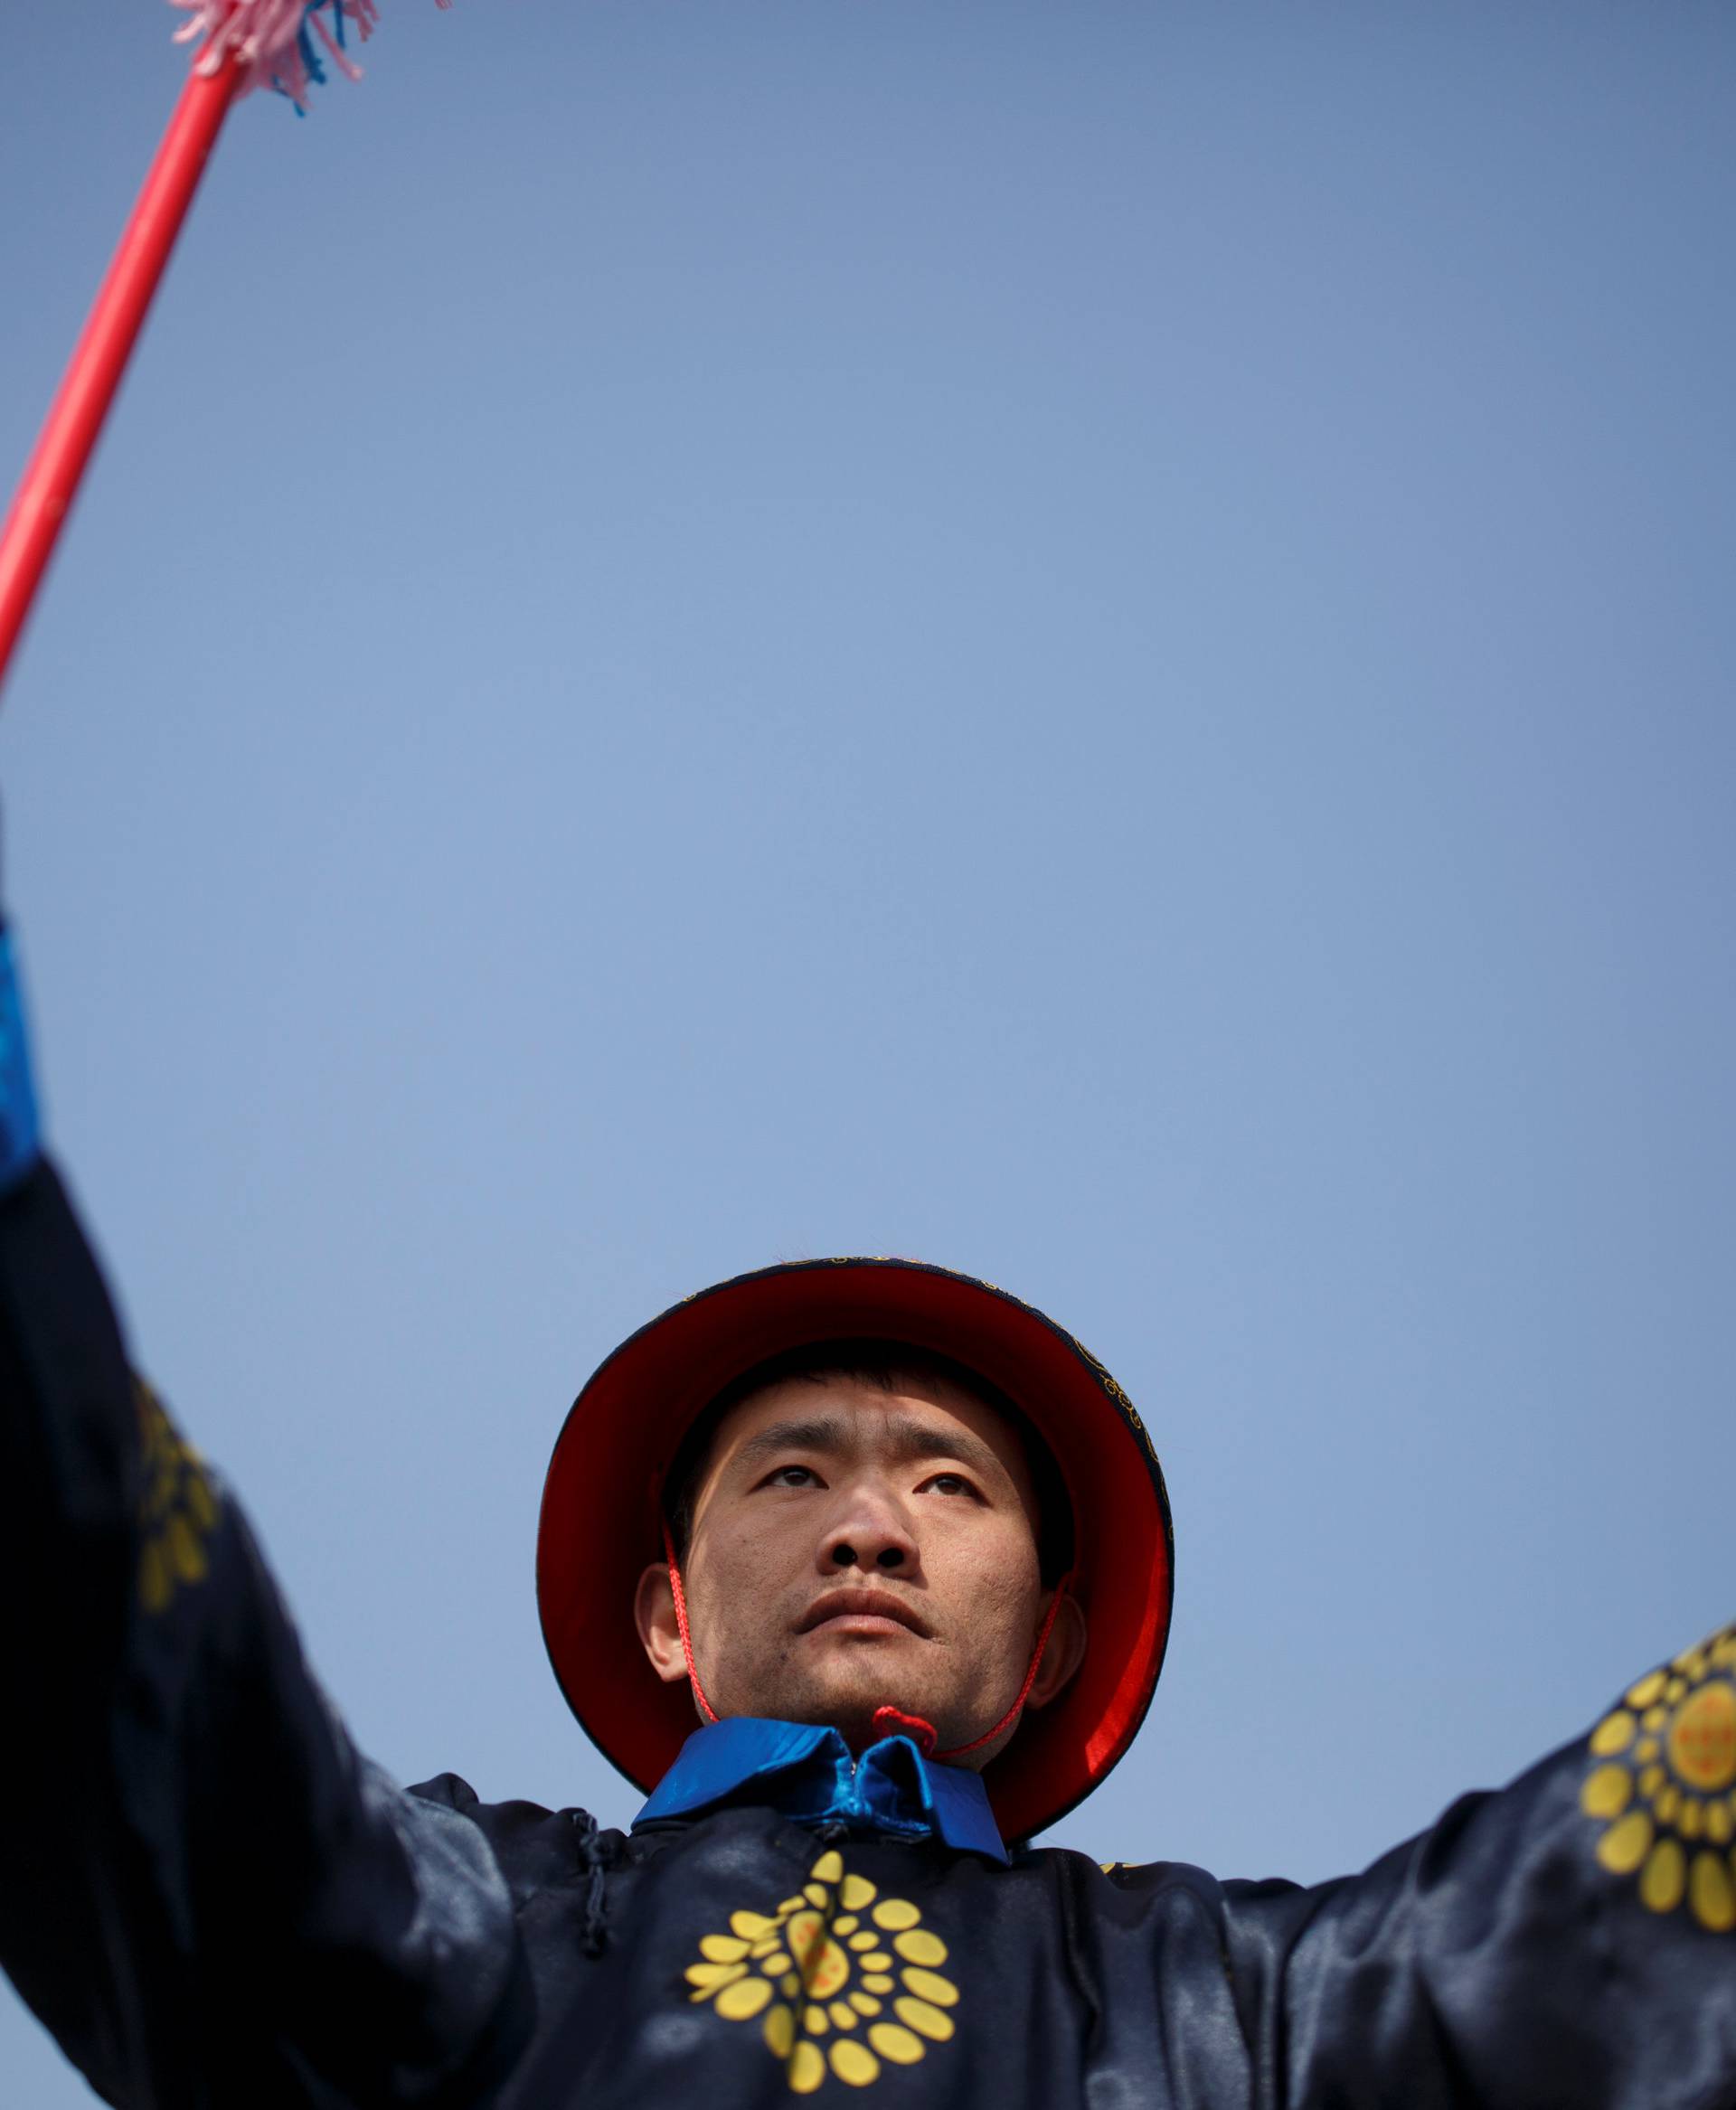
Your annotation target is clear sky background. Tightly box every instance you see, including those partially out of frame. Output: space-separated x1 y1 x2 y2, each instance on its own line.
4 3 1734 2097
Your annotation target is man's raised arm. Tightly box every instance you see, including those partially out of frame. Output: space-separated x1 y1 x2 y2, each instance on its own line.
0 915 528 2106
1203 1633 1736 2105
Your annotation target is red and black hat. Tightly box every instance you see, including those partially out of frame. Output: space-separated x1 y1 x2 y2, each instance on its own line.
537 1258 1174 1842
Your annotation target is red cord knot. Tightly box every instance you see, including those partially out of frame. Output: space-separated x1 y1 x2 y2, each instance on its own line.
871 1706 939 1755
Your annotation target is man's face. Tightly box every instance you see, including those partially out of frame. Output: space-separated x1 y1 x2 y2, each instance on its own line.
636 1372 1084 1765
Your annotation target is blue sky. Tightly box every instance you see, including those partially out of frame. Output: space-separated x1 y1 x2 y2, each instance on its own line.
3 4 1734 2097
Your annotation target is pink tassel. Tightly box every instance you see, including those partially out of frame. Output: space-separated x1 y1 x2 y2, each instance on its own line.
166 1 445 109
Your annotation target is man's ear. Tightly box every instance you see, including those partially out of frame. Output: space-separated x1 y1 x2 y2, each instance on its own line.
635 1560 690 1687
1025 1591 1088 1710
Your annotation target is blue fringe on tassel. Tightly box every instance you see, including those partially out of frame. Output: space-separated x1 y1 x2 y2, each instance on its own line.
270 2 349 116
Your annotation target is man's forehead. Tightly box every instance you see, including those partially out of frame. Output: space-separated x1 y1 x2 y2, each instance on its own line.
731 1366 984 1414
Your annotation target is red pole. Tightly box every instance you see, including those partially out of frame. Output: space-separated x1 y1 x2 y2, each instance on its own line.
0 48 242 696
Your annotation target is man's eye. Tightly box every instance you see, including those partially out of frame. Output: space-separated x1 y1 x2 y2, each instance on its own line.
920 1473 977 1499
765 1465 820 1489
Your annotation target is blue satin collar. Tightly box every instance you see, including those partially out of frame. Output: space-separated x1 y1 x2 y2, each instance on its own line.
632 1719 1010 1865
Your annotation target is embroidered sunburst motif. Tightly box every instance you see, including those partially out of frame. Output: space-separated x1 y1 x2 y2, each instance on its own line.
684 1849 958 2092
1580 1621 1736 1931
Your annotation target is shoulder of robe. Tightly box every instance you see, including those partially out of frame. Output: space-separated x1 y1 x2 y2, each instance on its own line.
408 1775 631 1894
1048 1851 1253 1906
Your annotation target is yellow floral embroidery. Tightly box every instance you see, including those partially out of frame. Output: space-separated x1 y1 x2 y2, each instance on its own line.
684 1850 959 2092
136 1378 220 1615
1581 1621 1736 1932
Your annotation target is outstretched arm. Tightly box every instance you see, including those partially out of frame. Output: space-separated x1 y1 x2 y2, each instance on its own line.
0 925 528 2105
1211 1630 1736 2106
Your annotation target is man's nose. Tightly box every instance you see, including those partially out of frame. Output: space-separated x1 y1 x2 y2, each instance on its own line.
823 1491 918 1574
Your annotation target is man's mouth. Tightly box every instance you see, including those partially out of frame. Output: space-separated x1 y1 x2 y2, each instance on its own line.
797 1589 931 1639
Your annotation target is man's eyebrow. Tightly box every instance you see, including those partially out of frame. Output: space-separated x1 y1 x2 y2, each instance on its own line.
731 1418 848 1468
880 1417 1004 1480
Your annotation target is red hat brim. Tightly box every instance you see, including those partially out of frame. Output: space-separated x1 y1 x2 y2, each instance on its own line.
536 1258 1173 1842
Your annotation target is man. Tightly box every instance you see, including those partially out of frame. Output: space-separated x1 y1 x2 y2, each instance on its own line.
2 910 1734 2108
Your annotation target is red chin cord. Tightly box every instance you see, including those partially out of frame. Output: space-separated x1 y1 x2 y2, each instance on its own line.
661 1521 1070 1761
663 1519 721 1725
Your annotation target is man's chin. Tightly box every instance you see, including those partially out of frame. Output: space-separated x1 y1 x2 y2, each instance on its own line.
772 1653 958 1751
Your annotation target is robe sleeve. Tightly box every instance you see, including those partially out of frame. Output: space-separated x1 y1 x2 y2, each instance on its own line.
0 1157 530 2107
1213 1631 1736 2108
